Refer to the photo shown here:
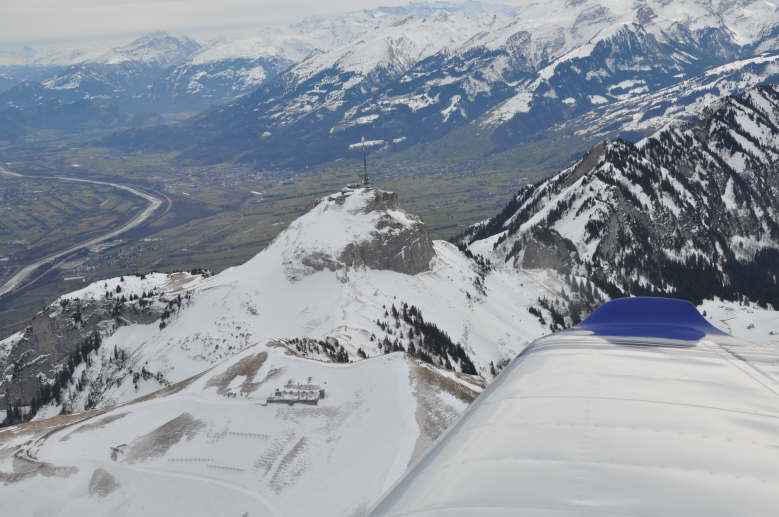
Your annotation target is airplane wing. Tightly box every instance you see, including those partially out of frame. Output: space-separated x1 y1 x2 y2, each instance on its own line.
368 297 779 516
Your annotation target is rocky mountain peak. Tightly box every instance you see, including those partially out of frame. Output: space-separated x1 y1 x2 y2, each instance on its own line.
267 186 435 280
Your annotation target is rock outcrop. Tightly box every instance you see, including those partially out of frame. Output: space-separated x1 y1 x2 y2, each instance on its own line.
339 190 435 275
519 228 579 273
2 297 163 411
283 186 435 279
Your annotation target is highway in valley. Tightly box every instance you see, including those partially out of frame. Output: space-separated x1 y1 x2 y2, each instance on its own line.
0 166 169 299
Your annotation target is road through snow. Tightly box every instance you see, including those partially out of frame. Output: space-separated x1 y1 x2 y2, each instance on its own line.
0 166 168 299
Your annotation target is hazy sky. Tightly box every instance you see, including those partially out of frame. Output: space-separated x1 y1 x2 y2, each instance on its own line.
1 0 420 45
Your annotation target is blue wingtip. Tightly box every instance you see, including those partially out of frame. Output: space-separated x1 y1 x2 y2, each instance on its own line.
573 297 726 342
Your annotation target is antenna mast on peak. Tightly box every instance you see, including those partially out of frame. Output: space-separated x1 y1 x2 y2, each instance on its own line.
361 136 370 186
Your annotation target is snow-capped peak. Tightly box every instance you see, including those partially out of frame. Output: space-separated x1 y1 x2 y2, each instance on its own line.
189 38 289 65
290 7 513 82
242 186 435 281
95 31 200 67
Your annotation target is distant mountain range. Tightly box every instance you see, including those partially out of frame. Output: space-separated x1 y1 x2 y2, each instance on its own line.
1 3 512 138
0 32 294 136
4 0 779 169
96 0 779 170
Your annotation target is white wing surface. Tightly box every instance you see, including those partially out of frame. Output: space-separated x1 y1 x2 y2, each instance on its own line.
369 297 779 517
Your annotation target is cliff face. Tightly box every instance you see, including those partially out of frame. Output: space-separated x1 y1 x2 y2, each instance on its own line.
2 298 163 408
281 187 435 280
337 189 435 275
518 228 579 273
1 273 203 413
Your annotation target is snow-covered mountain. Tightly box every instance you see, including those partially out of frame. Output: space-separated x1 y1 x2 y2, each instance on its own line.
6 84 779 430
104 0 779 169
10 0 779 154
0 33 205 138
460 84 779 320
1 186 548 420
25 33 200 98
0 44 105 68
555 52 779 141
96 32 200 68
0 3 517 131
0 32 292 134
144 33 307 112
0 184 553 515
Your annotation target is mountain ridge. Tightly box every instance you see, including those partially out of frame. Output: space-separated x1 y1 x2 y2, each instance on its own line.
99 0 779 171
463 84 779 315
